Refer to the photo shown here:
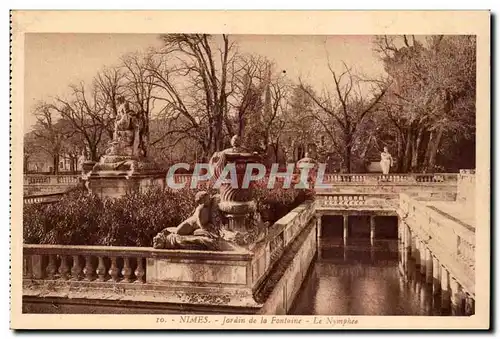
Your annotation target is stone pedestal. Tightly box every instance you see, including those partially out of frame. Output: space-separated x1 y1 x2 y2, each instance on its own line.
208 135 262 244
88 171 166 199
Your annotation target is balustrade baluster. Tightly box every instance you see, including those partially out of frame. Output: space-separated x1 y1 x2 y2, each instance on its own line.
96 256 107 281
109 257 120 282
84 256 95 281
71 255 82 280
134 258 145 283
122 257 132 283
58 255 70 280
46 254 57 279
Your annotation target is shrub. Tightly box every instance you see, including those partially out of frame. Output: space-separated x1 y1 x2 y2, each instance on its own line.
23 184 309 247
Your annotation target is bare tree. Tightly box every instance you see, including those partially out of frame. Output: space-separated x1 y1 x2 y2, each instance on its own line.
93 66 126 139
299 62 388 172
146 34 238 157
51 83 108 161
30 102 74 174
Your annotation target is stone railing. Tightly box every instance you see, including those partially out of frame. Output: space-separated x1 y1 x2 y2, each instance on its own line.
321 173 457 184
24 174 81 186
23 245 149 283
398 193 475 295
315 193 398 210
171 173 458 186
25 173 458 187
24 192 65 205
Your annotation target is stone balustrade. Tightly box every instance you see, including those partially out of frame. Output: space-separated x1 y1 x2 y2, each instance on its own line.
24 174 82 196
398 193 475 297
170 173 458 186
23 201 317 314
24 174 81 186
24 193 65 205
315 193 398 210
23 245 148 283
25 173 458 187
321 173 457 184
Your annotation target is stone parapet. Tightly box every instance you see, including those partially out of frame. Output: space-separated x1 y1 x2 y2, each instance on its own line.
22 201 316 314
398 193 475 297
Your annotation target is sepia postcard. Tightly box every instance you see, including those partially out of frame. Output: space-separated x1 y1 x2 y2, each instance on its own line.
10 10 490 330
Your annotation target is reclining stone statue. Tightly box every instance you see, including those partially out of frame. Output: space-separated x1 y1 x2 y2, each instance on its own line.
152 189 270 251
153 191 231 251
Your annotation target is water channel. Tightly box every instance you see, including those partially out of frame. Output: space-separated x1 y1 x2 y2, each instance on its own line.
290 217 453 316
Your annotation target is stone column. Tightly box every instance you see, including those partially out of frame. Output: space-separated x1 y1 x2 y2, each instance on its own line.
419 242 426 276
370 215 376 241
316 216 322 260
413 236 420 267
441 266 451 313
432 256 441 296
317 215 322 239
425 248 433 285
343 214 348 241
450 278 464 315
465 295 475 316
403 224 410 275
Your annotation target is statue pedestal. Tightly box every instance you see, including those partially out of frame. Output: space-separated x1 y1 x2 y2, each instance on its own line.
88 171 166 199
87 157 166 199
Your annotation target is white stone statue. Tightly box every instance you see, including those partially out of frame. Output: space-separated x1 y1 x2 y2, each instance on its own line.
380 146 393 175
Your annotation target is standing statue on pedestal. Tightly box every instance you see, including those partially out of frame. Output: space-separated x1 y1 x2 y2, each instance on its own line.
107 96 145 158
91 97 154 174
380 146 393 175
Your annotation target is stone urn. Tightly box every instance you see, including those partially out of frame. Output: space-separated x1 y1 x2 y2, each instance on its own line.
296 151 318 200
209 135 261 234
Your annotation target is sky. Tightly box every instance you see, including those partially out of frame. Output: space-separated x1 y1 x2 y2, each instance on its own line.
24 34 386 133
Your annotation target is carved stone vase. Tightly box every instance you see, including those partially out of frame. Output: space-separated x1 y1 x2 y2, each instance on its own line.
208 136 263 245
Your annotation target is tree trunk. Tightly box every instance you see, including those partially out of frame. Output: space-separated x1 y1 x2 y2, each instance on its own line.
411 127 424 171
396 132 405 172
24 155 29 173
344 145 352 173
427 127 443 172
90 146 99 162
403 128 413 172
69 155 76 173
52 154 60 175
